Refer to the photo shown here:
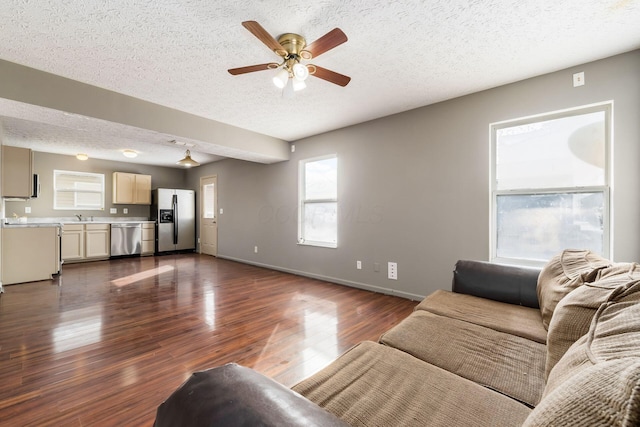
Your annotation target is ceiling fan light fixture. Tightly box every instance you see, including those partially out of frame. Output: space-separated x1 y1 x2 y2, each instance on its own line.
76 153 89 161
292 78 306 92
272 68 289 89
283 77 295 99
122 149 138 158
176 149 200 168
292 63 309 81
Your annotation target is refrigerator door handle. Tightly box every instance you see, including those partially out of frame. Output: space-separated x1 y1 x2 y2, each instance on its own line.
172 194 178 245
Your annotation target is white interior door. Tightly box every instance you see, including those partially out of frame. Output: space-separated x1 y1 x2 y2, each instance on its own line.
200 175 217 256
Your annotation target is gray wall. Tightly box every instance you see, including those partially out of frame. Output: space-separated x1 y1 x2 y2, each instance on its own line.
5 151 188 219
186 50 640 300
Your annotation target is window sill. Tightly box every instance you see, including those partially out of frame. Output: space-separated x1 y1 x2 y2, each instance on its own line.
297 241 337 249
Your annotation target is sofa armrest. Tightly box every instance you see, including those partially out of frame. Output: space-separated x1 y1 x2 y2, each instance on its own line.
154 363 349 427
452 260 541 308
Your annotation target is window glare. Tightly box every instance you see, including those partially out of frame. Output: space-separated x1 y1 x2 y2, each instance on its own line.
496 192 604 261
54 170 105 210
496 111 605 190
491 104 610 264
299 155 338 247
203 183 215 219
305 157 337 200
303 202 338 244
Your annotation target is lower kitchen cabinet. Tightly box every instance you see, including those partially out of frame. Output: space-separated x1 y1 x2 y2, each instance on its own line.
61 224 84 261
62 223 110 263
1 226 60 285
85 224 110 259
142 222 155 255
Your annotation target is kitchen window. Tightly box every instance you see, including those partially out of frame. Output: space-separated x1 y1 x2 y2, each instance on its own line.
490 103 611 265
54 170 105 210
298 154 338 248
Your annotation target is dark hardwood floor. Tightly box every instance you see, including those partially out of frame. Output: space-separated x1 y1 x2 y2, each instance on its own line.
0 254 416 426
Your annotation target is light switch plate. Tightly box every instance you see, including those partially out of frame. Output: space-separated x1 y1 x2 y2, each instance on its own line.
25 207 31 213
110 208 117 214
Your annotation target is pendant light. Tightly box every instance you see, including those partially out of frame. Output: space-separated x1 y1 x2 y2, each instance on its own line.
176 149 200 167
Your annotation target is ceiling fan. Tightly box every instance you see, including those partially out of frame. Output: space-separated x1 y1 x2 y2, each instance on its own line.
228 21 351 95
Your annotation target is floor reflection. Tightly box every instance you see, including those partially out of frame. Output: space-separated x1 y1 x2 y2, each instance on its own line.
252 293 338 378
0 254 416 425
52 306 103 353
110 265 175 287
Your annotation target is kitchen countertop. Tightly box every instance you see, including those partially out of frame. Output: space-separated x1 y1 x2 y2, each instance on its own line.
2 217 155 228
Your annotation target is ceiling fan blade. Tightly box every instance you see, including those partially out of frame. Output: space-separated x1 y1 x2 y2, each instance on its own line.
242 21 287 56
310 65 351 87
228 63 277 75
303 28 348 59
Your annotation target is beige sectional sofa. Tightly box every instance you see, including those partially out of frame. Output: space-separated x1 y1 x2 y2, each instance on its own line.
155 250 640 426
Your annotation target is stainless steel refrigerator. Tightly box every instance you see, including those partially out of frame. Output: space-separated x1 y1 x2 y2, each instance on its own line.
151 188 196 253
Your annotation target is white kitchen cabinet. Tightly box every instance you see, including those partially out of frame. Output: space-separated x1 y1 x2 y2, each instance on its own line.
112 172 152 205
61 224 84 261
1 226 60 285
85 224 110 259
62 223 110 263
2 146 33 198
141 222 155 255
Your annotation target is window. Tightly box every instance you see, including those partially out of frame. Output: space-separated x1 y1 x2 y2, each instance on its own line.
54 170 105 210
298 155 338 248
202 182 215 219
491 103 611 265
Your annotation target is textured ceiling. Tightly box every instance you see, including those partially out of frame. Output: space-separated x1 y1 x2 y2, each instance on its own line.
0 0 639 167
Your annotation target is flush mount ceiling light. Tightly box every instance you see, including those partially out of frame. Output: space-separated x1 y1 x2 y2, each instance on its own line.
122 149 138 158
170 139 195 148
228 21 351 97
176 149 200 168
76 153 89 161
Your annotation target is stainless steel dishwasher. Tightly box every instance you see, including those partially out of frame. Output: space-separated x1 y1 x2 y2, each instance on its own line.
110 223 142 256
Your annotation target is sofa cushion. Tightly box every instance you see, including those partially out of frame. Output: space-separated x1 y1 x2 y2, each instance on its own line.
536 249 610 329
524 290 640 426
545 263 640 379
379 310 546 407
415 289 547 343
292 341 532 427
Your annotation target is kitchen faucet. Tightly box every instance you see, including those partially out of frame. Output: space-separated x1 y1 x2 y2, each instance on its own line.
75 214 82 221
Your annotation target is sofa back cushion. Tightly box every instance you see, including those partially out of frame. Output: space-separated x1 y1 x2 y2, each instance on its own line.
537 249 610 329
524 287 640 426
545 263 640 379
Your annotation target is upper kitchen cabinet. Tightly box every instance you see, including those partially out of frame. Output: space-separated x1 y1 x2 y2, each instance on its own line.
112 172 151 205
2 146 33 198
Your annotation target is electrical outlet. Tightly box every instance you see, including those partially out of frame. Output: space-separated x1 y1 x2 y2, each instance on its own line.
291 144 296 153
356 260 362 270
110 208 117 214
123 208 128 214
254 246 258 253
573 71 585 87
25 207 31 213
220 208 224 215
388 262 398 280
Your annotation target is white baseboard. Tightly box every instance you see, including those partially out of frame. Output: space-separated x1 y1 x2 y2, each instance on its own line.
217 255 424 301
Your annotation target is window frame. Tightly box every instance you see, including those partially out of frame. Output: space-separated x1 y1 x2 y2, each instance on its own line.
490 102 612 266
53 169 105 211
298 154 338 248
